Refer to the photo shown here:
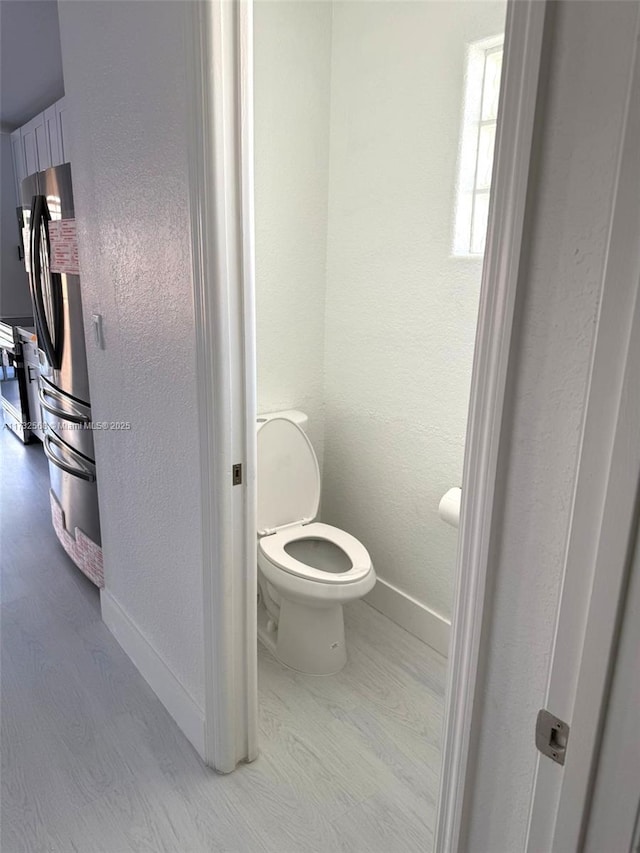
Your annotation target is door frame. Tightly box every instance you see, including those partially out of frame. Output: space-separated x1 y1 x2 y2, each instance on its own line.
186 0 258 772
526 15 640 849
435 0 547 847
187 0 548 820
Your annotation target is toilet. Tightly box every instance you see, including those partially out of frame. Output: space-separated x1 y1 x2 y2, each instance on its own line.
257 412 376 675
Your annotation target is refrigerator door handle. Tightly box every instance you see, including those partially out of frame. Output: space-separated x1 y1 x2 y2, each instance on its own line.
38 385 91 424
43 428 96 483
30 195 63 370
30 195 56 367
29 195 50 358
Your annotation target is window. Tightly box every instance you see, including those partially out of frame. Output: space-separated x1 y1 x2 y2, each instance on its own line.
453 35 504 256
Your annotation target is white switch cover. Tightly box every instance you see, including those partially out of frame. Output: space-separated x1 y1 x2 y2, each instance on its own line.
92 314 105 349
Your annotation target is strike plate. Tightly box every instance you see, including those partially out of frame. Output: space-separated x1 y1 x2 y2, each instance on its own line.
536 709 569 765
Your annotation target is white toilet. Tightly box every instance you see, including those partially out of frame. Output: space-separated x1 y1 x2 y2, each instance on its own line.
257 412 376 675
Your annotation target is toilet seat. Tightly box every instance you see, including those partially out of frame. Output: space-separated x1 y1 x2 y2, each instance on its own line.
259 522 372 585
257 418 320 536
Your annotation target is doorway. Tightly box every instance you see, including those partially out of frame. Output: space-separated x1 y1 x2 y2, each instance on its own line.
191 0 547 848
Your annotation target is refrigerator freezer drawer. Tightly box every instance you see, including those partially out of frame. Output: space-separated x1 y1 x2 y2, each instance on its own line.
44 427 101 546
39 375 95 460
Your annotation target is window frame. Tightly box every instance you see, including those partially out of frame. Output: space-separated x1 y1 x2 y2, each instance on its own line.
453 34 505 258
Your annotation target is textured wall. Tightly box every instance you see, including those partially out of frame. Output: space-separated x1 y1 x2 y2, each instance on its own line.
321 1 506 620
57 1 204 708
254 1 332 469
0 133 31 318
463 3 639 850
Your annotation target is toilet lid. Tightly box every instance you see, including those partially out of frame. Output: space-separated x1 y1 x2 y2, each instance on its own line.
257 418 320 535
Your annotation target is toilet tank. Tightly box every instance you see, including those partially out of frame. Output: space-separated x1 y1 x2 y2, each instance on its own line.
257 409 309 432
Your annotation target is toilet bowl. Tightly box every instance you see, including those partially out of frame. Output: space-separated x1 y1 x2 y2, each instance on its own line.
257 415 376 675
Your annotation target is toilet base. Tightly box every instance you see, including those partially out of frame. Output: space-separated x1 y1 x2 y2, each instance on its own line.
258 595 347 676
257 599 278 657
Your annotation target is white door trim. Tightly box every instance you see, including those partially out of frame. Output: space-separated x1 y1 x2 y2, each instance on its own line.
435 1 548 849
185 0 258 772
526 14 640 849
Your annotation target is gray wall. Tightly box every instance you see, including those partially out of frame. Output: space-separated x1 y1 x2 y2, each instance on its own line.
57 1 205 714
0 0 64 129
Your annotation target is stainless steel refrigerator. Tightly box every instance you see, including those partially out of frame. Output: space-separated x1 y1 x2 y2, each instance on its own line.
21 163 103 584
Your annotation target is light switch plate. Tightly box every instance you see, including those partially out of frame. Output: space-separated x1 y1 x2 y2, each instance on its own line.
92 314 105 349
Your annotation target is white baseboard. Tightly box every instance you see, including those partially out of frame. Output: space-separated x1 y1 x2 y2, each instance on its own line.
365 577 451 657
101 590 206 759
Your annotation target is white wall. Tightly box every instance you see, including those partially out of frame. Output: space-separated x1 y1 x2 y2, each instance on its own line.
0 132 31 318
321 1 506 622
57 1 205 738
255 2 506 633
462 3 639 850
254 0 332 468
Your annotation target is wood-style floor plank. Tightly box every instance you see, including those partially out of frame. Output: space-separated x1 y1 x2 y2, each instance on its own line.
1 425 444 852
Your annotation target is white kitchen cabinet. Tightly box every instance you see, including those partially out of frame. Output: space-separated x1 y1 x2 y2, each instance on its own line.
55 97 69 163
21 111 51 174
10 97 69 206
10 129 26 205
35 114 51 170
21 115 41 177
44 104 63 167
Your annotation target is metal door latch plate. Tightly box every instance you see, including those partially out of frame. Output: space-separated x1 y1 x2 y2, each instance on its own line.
536 709 569 765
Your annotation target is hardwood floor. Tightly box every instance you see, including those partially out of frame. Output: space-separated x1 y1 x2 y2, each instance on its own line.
1 425 446 852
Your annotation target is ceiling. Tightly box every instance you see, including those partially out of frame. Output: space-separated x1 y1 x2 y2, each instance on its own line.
0 0 65 131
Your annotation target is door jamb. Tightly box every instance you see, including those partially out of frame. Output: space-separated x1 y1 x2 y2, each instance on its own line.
526 15 640 849
435 1 547 848
186 0 258 772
